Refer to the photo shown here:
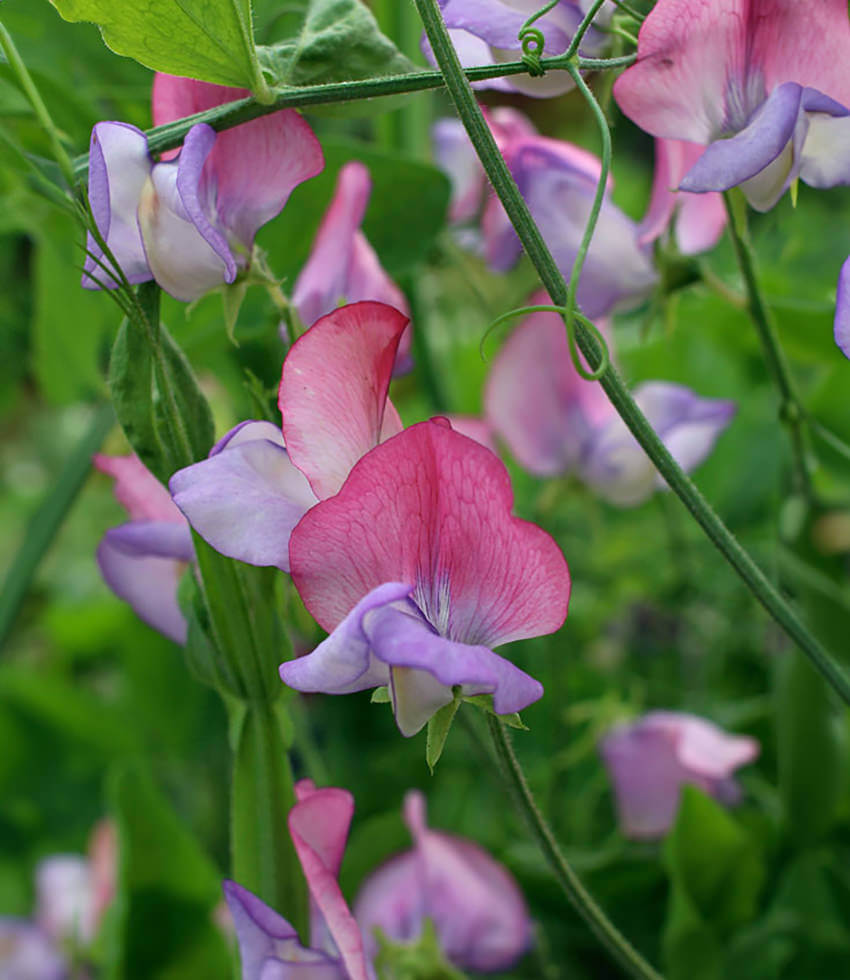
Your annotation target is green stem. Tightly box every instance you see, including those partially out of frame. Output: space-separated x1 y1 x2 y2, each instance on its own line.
231 700 308 938
69 53 635 181
414 0 850 705
722 192 813 501
486 716 663 980
0 403 114 651
0 20 76 188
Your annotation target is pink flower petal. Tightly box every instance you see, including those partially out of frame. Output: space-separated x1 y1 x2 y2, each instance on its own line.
279 302 408 499
289 419 570 649
94 454 184 524
288 787 371 980
152 74 324 251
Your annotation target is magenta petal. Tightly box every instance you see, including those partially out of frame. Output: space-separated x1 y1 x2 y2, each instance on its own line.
835 256 850 358
279 302 408 499
484 299 614 476
288 788 371 980
364 603 544 736
353 851 424 961
432 118 486 222
94 453 183 523
83 122 152 289
96 521 192 644
599 712 759 839
279 584 406 695
170 426 317 572
223 881 341 980
290 420 570 648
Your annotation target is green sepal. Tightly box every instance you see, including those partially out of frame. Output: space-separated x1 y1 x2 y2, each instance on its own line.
371 686 391 704
463 694 528 731
373 919 466 980
425 697 460 774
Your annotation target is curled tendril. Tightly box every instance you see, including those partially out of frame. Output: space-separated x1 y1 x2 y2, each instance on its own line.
480 304 611 382
518 0 560 76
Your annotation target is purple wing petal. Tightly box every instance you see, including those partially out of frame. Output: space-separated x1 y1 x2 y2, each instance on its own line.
170 434 317 572
835 256 850 358
83 122 152 289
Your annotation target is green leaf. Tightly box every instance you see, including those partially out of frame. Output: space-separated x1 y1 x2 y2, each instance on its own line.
662 786 764 979
108 764 230 980
259 138 450 283
425 698 460 774
108 288 215 485
45 0 265 91
257 0 416 99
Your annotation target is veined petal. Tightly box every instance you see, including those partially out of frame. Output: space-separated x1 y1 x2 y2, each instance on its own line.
152 74 324 251
288 788 371 980
96 521 193 643
279 302 408 499
289 420 570 649
83 122 152 289
279 583 408 695
484 298 614 476
363 603 544 736
170 428 318 572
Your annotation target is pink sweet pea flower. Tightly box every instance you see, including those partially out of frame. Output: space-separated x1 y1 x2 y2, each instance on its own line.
279 418 570 736
170 302 408 570
94 454 193 644
225 780 372 980
638 139 727 256
614 0 850 212
599 712 760 839
433 109 656 318
292 162 412 373
484 296 736 505
423 0 611 98
354 790 532 972
83 74 323 302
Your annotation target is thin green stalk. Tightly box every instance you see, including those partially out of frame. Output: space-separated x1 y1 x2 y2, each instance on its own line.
722 192 813 500
0 20 76 188
69 53 635 181
414 0 850 706
0 403 114 650
564 0 610 59
487 716 662 980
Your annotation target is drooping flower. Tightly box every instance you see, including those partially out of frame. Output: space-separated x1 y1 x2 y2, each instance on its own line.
354 790 532 971
170 302 408 570
83 74 323 302
484 296 736 505
225 779 372 980
292 161 412 373
638 139 727 256
279 418 570 736
433 109 657 318
599 712 760 839
94 454 193 644
423 0 611 98
613 0 850 212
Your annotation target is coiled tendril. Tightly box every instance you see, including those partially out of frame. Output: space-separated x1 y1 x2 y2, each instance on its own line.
481 304 611 382
518 0 560 76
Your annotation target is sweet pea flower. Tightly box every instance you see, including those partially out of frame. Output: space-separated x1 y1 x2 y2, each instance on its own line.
599 712 760 839
0 920 65 979
279 418 570 736
613 0 850 213
83 74 323 302
292 162 412 373
484 297 736 505
224 779 372 980
423 0 611 98
638 139 727 256
355 790 532 972
170 302 408 572
94 454 193 644
433 109 657 318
